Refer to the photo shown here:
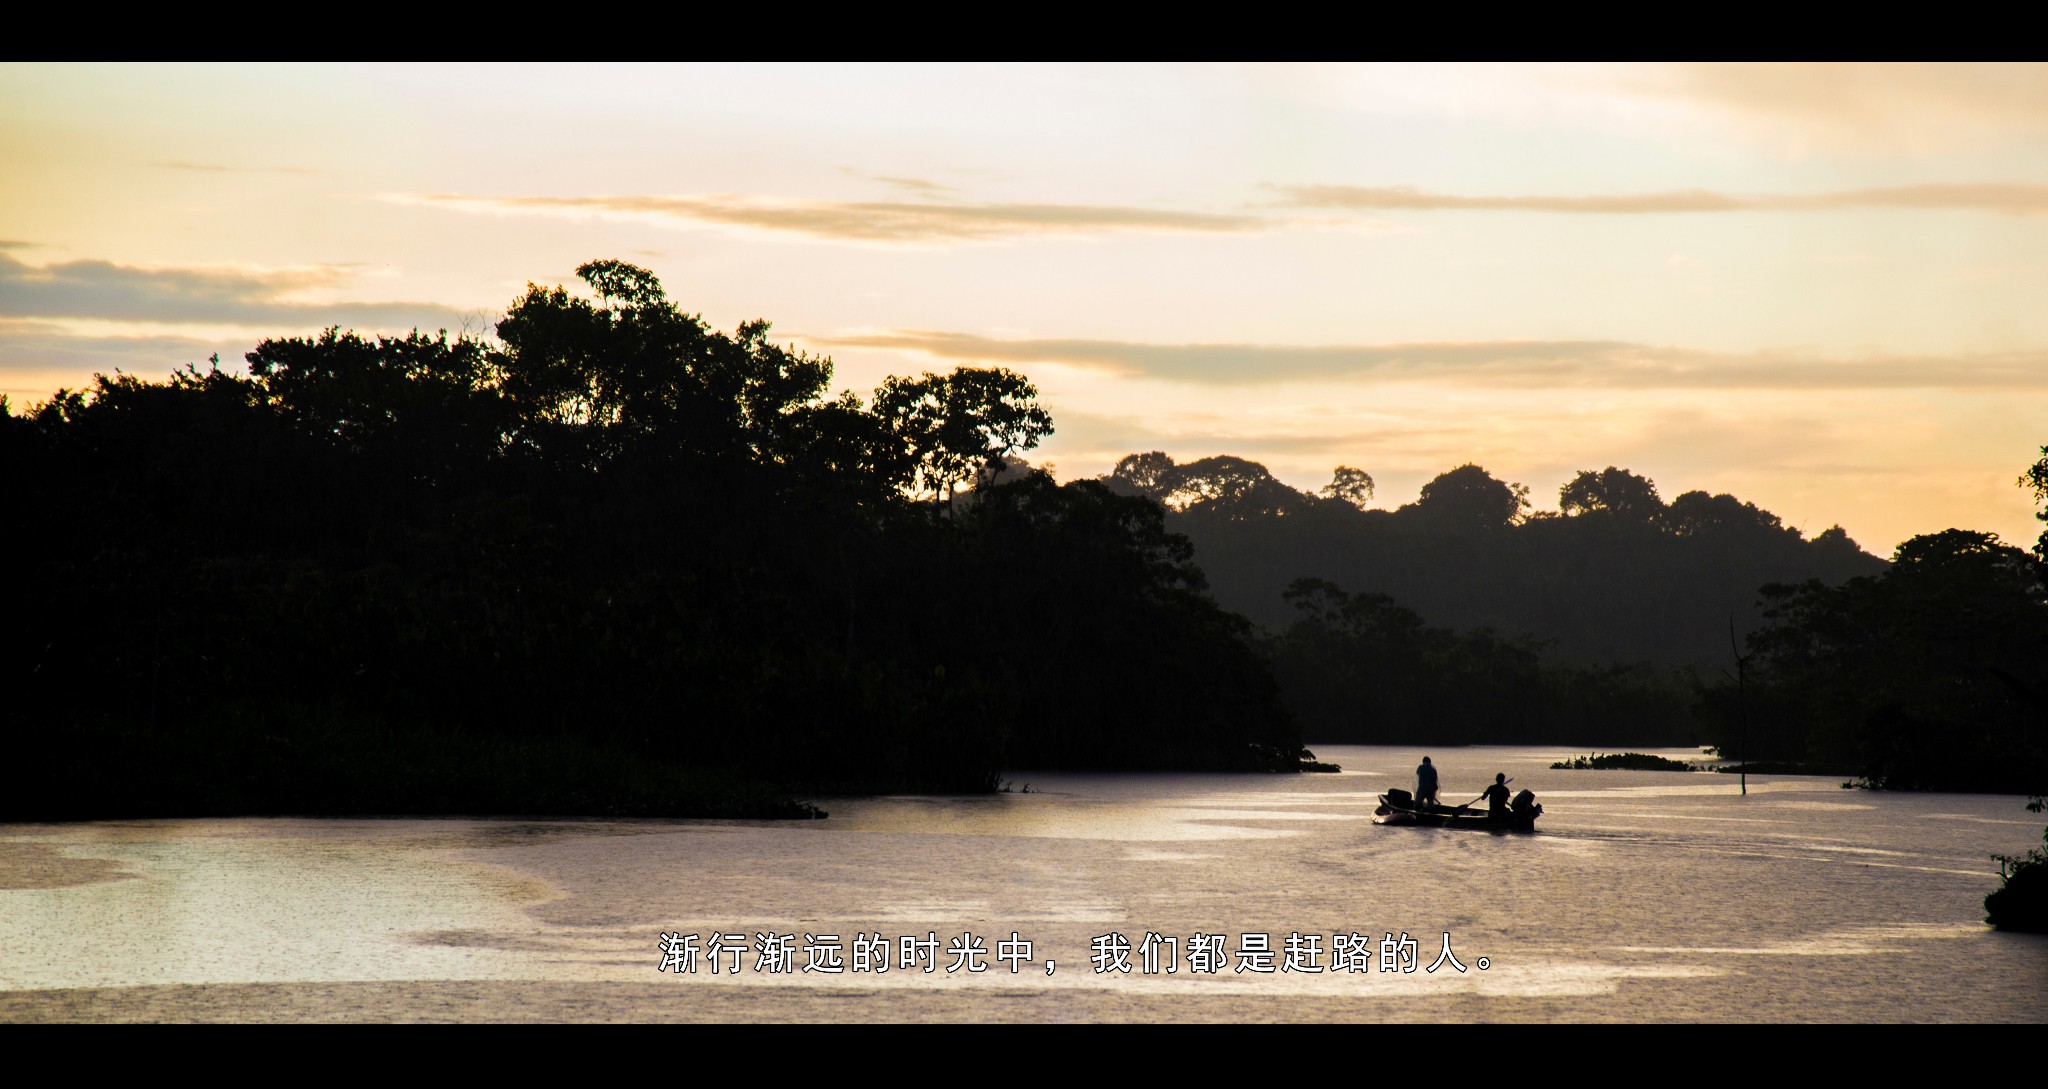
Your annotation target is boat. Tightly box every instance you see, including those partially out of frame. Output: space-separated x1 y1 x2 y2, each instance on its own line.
1373 788 1542 832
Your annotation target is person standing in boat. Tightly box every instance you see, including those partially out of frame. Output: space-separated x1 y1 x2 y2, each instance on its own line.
1482 773 1512 819
1415 757 1440 808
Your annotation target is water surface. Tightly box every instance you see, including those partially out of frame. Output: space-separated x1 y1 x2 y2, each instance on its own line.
3 746 2042 1021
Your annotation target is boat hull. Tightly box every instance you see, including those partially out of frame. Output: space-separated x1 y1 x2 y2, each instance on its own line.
1373 794 1541 832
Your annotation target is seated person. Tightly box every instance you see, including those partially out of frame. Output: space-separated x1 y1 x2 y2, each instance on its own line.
1482 773 1511 818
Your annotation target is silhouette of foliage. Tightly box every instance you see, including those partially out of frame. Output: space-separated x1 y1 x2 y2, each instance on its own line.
1265 579 1698 748
1706 527 2048 792
1559 466 1663 521
873 368 1052 508
1411 464 1529 530
1109 450 1177 498
1987 794 2048 932
2023 446 2048 577
1104 453 1883 675
1321 466 1375 509
1662 490 1798 540
1551 752 1697 771
4 261 1307 820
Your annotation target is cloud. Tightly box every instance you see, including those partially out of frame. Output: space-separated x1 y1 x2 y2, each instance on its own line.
0 320 241 376
1273 182 2048 216
0 253 470 330
0 320 256 407
1049 405 1478 458
868 176 960 198
821 330 2048 392
388 192 1266 243
840 169 963 198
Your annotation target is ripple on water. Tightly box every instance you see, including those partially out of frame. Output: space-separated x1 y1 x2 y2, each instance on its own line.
3 746 2042 1021
0 841 136 891
1121 849 1221 863
1619 922 1985 957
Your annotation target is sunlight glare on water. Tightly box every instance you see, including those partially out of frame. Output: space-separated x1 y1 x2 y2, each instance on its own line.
2 747 2042 1022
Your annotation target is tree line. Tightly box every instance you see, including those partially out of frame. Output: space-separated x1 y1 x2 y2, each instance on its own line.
8 257 2041 813
1102 453 1884 671
1099 450 2048 791
2 261 1306 819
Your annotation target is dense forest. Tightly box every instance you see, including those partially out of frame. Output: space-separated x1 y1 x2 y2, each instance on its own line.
1101 453 1884 669
1098 451 2048 791
2 261 1306 819
1097 453 1883 747
7 259 2044 816
1705 526 2048 794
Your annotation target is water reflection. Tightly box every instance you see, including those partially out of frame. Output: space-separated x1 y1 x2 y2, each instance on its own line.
2 746 2042 1021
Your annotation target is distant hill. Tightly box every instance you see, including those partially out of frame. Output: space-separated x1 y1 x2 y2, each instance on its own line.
1102 454 1886 673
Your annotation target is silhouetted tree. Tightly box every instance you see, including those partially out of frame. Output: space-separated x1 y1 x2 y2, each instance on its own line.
494 261 832 471
1102 447 1885 673
2022 445 2048 578
873 367 1052 507
1265 578 1695 746
1161 455 1284 510
1408 464 1529 529
1726 528 2048 791
1108 450 1177 499
1321 466 1376 509
1662 490 1796 540
6 259 1318 820
1559 466 1664 520
1809 525 1866 563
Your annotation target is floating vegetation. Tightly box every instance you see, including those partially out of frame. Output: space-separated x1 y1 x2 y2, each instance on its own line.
1987 795 2048 933
1551 752 1697 771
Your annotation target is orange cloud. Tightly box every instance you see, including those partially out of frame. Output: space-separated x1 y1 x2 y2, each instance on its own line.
388 192 1265 243
822 330 2048 391
1274 182 2048 215
0 253 468 329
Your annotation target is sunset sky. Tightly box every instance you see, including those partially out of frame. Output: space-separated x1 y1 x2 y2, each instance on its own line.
5 62 2046 553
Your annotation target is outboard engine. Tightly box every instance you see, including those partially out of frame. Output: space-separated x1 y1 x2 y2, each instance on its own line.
1386 788 1414 808
1512 789 1539 817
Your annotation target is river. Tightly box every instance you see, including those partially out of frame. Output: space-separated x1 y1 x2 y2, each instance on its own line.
2 745 2042 1021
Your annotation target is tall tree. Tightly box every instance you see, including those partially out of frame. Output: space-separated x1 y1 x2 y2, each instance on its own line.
1733 527 2048 790
494 260 831 469
1409 464 1528 529
2021 445 2048 576
1559 466 1664 520
1662 490 1795 539
1321 466 1376 509
873 367 1052 506
1108 450 1177 500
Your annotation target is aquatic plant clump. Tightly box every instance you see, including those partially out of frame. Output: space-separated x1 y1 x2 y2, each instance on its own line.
1550 752 1696 771
1986 796 2048 933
